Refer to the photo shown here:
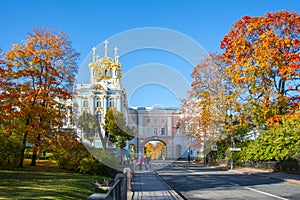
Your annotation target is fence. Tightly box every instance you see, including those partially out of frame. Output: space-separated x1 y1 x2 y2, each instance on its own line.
87 173 127 200
237 160 277 171
219 159 300 174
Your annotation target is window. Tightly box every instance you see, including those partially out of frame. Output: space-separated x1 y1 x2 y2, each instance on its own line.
154 118 158 124
153 128 158 136
96 101 101 107
160 118 165 123
83 101 88 107
146 127 150 136
145 118 150 123
96 111 102 122
161 128 166 136
109 100 114 108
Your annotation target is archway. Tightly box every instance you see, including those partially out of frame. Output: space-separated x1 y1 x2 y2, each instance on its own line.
144 140 167 160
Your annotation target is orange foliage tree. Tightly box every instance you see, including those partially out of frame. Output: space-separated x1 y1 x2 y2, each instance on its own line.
2 28 79 167
220 11 300 126
180 53 228 157
144 141 166 160
219 11 300 161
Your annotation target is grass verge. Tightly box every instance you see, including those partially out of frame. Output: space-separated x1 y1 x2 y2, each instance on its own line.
0 160 110 200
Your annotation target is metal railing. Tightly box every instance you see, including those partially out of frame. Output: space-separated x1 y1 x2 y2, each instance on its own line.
87 173 127 200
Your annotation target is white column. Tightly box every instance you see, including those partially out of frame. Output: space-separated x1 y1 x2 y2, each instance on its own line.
139 116 143 136
89 94 93 113
117 96 121 112
167 117 172 136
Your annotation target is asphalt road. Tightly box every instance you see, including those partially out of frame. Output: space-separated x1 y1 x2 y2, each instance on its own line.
154 161 300 200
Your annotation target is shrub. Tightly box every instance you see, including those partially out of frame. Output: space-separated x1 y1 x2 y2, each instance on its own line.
52 136 88 172
79 155 117 177
0 133 23 167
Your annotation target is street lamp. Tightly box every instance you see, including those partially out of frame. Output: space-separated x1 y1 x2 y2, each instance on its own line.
230 114 234 170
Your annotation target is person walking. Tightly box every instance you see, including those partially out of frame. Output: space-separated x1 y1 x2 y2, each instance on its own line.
138 156 142 170
145 156 151 171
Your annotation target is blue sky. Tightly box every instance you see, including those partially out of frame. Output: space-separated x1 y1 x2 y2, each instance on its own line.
1 0 299 107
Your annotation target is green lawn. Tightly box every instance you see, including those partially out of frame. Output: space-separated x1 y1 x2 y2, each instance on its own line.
0 160 109 200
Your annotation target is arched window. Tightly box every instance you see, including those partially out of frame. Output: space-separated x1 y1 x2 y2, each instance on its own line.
96 100 101 107
109 98 114 108
83 101 88 107
96 111 102 123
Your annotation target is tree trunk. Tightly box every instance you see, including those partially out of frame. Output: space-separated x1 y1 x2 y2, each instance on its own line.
30 149 37 166
30 134 41 166
18 132 28 167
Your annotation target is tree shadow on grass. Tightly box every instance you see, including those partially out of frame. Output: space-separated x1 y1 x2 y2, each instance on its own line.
0 168 104 200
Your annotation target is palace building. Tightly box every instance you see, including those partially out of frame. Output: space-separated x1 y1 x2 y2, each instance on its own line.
75 41 192 159
75 40 128 147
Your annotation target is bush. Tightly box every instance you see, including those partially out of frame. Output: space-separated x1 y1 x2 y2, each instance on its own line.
79 155 117 177
0 133 23 167
52 137 88 172
52 136 117 176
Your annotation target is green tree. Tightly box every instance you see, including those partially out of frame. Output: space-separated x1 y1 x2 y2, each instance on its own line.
104 108 134 149
77 112 108 149
245 114 300 161
77 112 99 143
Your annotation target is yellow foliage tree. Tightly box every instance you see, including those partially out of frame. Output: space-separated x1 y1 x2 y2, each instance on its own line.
220 11 300 126
2 28 80 167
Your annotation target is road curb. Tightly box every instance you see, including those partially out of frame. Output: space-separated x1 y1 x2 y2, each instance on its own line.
153 171 185 200
232 170 300 185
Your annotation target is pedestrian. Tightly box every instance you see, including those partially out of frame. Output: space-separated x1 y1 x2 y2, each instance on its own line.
145 156 151 171
132 158 137 170
138 156 142 170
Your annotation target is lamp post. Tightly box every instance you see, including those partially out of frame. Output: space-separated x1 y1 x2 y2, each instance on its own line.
230 114 234 170
188 131 191 163
228 83 234 170
187 123 192 163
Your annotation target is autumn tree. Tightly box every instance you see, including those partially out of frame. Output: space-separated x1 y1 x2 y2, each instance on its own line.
144 142 166 160
220 11 300 162
104 107 134 149
144 142 154 158
220 11 300 125
3 28 79 167
0 52 23 166
180 53 228 159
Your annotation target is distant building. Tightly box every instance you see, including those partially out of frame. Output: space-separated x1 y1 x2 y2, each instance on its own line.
74 40 127 147
74 41 188 159
127 107 187 159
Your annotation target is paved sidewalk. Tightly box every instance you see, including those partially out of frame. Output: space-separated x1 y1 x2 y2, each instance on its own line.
232 167 300 185
130 170 183 200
